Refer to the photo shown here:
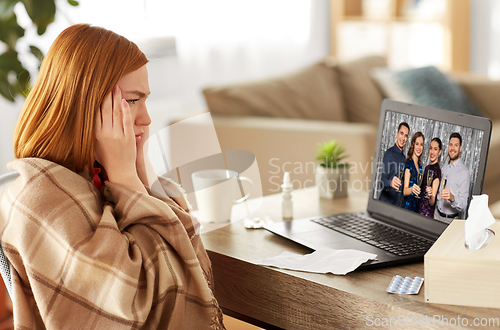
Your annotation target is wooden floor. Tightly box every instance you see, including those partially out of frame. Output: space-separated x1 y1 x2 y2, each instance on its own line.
0 295 12 330
224 315 263 330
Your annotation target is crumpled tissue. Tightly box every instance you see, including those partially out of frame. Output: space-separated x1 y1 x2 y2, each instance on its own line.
465 194 496 250
255 248 377 275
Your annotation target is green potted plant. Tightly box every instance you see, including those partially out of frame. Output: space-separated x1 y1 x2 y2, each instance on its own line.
315 140 350 199
0 0 79 102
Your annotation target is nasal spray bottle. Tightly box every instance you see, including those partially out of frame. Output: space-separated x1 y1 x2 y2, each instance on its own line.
281 172 293 219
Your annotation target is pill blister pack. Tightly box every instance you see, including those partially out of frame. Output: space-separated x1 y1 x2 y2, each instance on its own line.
386 275 424 294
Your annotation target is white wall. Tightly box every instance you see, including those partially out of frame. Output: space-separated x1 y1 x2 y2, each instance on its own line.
470 0 490 75
0 98 23 174
469 0 500 78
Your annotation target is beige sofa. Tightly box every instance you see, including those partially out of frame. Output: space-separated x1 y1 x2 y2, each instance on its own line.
192 56 500 213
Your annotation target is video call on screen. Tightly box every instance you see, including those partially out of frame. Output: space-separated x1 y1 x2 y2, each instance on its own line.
373 111 484 223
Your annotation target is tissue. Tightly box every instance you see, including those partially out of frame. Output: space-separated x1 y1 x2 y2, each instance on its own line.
255 248 377 275
465 195 496 250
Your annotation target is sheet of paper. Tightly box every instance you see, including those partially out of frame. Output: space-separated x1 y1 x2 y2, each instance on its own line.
255 248 377 275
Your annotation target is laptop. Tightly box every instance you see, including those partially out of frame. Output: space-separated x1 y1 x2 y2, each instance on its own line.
264 99 492 269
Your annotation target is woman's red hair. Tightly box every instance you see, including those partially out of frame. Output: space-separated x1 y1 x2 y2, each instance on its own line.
14 24 148 175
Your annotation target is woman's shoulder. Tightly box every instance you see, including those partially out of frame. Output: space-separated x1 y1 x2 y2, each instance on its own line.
5 158 98 209
1 159 104 239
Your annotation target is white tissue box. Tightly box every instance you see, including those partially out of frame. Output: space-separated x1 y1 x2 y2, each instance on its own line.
424 220 500 309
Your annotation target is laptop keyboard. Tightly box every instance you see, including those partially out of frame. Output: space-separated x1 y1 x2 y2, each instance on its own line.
312 213 434 256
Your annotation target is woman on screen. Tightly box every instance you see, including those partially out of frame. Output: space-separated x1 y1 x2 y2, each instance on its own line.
418 138 443 218
402 132 424 212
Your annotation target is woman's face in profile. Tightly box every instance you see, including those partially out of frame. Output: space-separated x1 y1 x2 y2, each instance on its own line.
117 65 151 143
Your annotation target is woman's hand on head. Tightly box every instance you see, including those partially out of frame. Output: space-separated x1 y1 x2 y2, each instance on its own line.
136 125 149 168
95 85 147 194
136 125 152 186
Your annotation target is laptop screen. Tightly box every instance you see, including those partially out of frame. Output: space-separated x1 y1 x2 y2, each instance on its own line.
368 100 492 237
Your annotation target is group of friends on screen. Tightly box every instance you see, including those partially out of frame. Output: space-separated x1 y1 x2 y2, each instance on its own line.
379 122 470 223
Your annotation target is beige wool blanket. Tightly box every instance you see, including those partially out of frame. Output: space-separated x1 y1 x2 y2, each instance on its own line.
0 158 225 329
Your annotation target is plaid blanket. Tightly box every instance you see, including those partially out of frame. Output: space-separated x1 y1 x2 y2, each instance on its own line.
0 158 225 329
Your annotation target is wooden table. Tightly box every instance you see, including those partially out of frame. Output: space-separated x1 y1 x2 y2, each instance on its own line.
201 188 500 329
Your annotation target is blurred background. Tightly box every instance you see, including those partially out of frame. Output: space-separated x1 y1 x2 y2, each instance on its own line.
0 0 498 174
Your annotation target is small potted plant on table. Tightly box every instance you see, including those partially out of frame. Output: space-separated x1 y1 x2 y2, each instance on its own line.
315 140 350 199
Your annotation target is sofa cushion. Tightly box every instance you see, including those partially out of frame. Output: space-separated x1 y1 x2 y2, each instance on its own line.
371 66 484 116
202 59 346 121
450 72 500 121
336 55 387 125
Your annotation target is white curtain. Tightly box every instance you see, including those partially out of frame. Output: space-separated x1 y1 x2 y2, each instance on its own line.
146 0 330 110
18 0 331 112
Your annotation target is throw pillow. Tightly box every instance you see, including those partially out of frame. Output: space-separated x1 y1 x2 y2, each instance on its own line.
371 66 483 117
336 55 387 125
202 59 346 121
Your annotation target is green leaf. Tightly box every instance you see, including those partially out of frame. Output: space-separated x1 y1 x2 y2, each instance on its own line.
17 68 30 96
0 49 31 101
0 77 16 101
0 13 24 48
67 0 79 6
0 0 20 20
29 45 44 63
0 49 24 72
21 0 56 36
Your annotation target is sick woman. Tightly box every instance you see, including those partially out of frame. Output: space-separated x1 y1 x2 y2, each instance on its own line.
0 24 224 329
